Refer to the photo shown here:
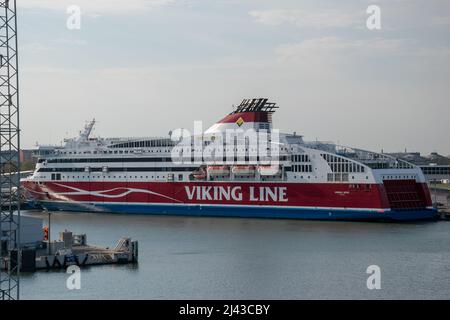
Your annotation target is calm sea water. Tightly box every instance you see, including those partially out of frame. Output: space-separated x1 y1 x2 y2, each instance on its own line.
19 211 450 300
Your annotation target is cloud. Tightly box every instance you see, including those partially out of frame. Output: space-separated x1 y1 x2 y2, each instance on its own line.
275 37 407 62
249 9 363 29
18 0 177 14
53 38 88 46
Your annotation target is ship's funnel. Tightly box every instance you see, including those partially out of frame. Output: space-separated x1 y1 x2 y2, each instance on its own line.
205 98 278 135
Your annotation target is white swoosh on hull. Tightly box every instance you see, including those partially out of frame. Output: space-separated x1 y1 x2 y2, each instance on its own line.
24 183 183 203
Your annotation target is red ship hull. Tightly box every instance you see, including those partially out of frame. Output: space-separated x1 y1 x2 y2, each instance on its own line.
21 180 437 221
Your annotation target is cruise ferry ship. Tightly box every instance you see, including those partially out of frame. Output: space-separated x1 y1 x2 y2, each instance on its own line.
21 98 437 221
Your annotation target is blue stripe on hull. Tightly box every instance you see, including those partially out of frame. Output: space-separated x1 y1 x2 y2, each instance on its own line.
39 201 438 222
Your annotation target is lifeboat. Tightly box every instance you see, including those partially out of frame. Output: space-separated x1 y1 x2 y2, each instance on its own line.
257 165 280 176
207 165 230 176
231 165 255 176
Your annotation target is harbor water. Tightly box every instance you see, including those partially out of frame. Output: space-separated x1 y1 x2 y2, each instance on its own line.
20 211 450 300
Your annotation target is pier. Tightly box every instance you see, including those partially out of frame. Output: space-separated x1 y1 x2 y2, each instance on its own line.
1 216 138 272
431 185 450 220
32 233 138 271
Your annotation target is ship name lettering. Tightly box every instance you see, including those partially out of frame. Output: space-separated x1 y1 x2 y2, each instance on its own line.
184 186 287 202
249 186 288 202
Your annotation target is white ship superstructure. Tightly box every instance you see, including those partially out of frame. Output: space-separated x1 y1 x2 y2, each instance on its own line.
22 99 436 221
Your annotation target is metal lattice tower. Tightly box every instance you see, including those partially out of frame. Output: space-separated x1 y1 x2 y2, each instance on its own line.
0 0 20 300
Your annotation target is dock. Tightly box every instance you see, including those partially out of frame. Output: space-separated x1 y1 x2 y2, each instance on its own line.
439 211 450 220
1 229 138 272
433 187 450 220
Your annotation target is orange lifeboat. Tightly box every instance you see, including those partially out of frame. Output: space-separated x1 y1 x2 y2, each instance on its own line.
207 165 230 176
231 165 256 176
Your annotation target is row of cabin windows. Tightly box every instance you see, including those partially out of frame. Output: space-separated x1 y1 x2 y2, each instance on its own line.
367 162 414 170
382 175 417 180
327 173 369 182
329 162 364 173
177 148 284 155
42 156 288 164
60 147 287 156
321 154 365 173
44 157 174 164
366 163 390 169
421 167 450 175
39 167 198 173
328 173 349 182
178 156 288 163
110 139 176 148
59 149 170 156
291 154 310 163
51 174 184 181
292 165 313 173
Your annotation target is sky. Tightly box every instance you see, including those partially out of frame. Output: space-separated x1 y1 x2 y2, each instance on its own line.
17 0 450 155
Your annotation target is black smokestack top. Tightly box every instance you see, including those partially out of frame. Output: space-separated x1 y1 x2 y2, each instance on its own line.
231 98 279 114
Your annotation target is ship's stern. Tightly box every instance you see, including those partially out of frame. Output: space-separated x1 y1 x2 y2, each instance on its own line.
379 179 438 221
